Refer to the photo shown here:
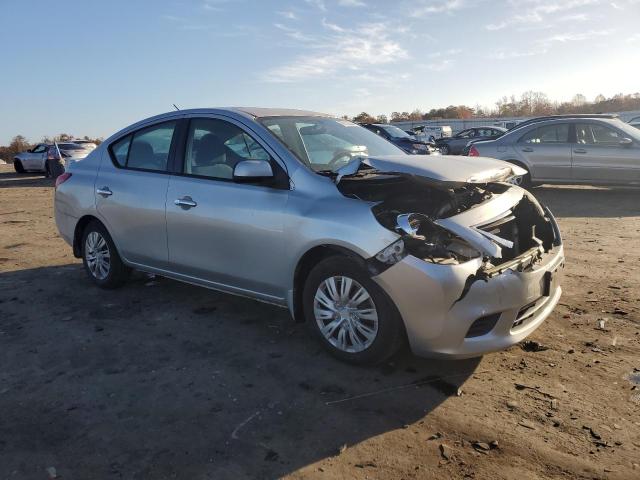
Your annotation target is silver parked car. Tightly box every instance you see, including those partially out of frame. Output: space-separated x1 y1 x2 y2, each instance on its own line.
14 142 90 175
468 115 640 187
54 108 564 364
435 126 507 155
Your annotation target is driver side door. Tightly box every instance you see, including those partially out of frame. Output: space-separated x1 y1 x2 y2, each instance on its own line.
25 144 47 169
166 116 290 302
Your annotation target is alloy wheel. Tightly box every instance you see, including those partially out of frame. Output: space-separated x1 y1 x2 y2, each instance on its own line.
85 231 111 280
313 276 379 353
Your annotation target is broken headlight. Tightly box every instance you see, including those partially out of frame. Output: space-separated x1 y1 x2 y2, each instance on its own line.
375 238 406 265
396 213 480 264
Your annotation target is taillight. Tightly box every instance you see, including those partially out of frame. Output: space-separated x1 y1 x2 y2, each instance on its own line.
55 172 72 188
468 145 480 157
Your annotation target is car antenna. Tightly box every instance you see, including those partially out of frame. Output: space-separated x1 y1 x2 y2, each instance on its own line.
173 103 180 111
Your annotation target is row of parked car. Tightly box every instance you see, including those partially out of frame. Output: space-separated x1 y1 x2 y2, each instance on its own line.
360 114 640 187
13 140 97 176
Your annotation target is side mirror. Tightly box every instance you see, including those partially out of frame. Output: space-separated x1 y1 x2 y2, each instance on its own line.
233 159 274 182
620 137 633 146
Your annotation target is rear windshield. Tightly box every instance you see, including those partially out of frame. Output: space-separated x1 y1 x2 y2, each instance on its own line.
58 143 86 150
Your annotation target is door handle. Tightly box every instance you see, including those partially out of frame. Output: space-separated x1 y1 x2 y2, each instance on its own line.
521 147 534 152
573 148 587 154
174 196 197 209
96 186 113 197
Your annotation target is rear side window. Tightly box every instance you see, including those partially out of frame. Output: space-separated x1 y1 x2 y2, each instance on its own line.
109 121 176 171
576 123 622 145
520 124 569 144
111 136 131 166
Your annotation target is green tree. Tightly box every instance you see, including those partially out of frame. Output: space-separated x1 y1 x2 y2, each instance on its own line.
352 112 376 123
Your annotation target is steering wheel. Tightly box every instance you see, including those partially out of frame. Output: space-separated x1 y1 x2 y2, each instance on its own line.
327 150 356 169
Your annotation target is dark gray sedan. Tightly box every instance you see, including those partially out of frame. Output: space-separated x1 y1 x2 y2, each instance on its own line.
436 126 507 155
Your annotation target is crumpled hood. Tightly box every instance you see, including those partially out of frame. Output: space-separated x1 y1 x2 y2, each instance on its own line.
336 154 526 184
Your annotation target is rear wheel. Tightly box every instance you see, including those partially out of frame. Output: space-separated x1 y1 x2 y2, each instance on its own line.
81 221 130 289
14 160 25 173
303 255 405 365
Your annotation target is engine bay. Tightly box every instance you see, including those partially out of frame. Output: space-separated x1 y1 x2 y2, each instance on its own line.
338 173 558 270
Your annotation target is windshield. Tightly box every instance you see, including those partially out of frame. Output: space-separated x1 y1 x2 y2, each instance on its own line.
259 116 404 172
613 119 640 139
380 125 413 139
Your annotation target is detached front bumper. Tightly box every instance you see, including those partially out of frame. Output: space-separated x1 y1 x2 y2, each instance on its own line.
373 245 564 359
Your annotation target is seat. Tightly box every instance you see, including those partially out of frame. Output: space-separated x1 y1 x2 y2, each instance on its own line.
128 140 160 169
192 133 233 179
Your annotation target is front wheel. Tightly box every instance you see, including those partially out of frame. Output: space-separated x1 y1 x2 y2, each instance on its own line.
82 221 130 289
303 255 405 365
14 160 25 173
440 144 450 155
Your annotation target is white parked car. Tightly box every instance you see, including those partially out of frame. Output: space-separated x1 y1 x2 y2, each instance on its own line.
14 143 91 175
413 125 453 143
73 140 98 151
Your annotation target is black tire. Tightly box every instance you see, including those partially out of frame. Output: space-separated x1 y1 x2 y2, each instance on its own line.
14 160 25 173
81 221 130 289
302 255 406 365
44 161 51 178
440 144 450 155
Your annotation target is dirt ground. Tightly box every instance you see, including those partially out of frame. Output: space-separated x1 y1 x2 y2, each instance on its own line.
1 163 639 480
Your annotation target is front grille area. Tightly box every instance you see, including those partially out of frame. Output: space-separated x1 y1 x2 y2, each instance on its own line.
466 313 501 338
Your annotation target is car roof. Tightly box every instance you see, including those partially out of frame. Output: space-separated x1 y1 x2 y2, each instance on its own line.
473 125 507 130
227 107 330 118
508 114 618 131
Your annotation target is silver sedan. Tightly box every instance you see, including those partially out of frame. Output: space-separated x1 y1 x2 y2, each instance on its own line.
468 116 640 187
54 108 564 364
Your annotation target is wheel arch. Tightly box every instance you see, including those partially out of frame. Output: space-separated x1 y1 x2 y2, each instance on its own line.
72 215 104 258
291 244 367 323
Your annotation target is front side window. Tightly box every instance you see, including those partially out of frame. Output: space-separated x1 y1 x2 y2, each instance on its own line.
576 123 622 145
32 144 47 153
458 129 474 138
184 118 271 180
520 124 569 144
109 121 176 171
259 116 403 172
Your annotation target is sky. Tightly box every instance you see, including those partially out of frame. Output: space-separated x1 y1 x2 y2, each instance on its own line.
1 0 639 144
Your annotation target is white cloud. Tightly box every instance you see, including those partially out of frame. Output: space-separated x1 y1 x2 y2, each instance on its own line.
273 23 314 42
304 0 327 11
409 0 466 17
485 0 600 30
539 28 614 45
486 48 545 60
338 0 366 6
265 22 408 82
425 59 455 71
627 33 640 42
277 10 298 20
427 48 462 58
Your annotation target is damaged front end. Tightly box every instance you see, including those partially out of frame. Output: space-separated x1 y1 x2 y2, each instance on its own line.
338 171 561 286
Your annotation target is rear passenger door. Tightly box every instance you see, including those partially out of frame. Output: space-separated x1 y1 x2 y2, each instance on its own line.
572 122 640 183
516 123 572 181
95 120 180 269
